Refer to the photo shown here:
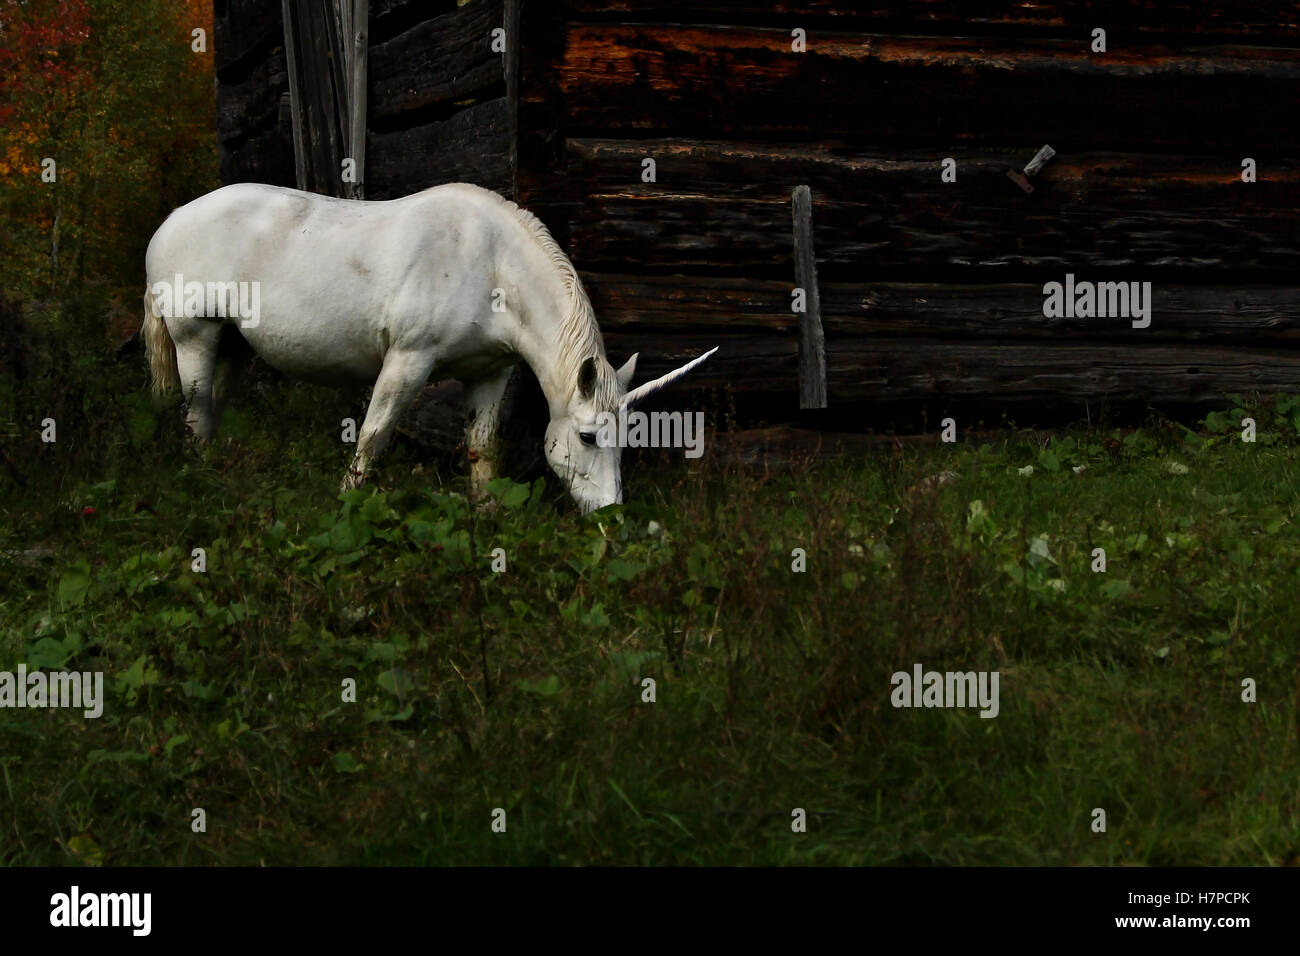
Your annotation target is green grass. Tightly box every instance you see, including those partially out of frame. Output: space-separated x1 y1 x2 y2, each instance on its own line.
2 306 1299 865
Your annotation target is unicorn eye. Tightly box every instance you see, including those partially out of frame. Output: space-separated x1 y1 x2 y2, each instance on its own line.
579 431 597 446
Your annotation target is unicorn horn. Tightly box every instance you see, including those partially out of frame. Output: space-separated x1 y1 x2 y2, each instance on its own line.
619 347 719 409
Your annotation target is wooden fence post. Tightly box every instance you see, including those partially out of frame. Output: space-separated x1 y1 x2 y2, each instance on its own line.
791 185 828 409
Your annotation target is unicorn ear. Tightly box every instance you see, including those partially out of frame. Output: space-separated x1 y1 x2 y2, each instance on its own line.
619 347 718 409
615 353 638 390
577 355 598 399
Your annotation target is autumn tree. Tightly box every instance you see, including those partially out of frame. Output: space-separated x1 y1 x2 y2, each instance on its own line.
1 0 217 308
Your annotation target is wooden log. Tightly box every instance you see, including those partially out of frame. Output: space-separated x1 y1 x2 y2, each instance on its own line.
367 98 514 199
215 0 285 83
582 274 1300 343
219 124 297 188
552 25 1300 149
791 185 827 408
825 339 1300 403
368 0 505 122
562 1 1300 43
370 0 459 43
216 49 290 149
530 140 1300 280
599 329 1300 404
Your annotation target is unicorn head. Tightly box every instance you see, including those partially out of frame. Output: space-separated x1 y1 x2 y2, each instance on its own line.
544 348 718 514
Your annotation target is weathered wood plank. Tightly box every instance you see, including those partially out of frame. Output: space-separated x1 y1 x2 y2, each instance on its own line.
280 0 310 190
826 339 1300 403
367 97 513 199
534 141 1300 279
281 0 358 195
370 0 458 43
219 123 297 188
368 0 505 122
345 0 370 198
552 25 1300 148
215 0 285 83
600 330 1300 404
563 1 1300 43
584 274 1300 343
216 49 290 149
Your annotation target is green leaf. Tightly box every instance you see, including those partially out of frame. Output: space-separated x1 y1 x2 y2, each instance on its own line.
1101 578 1134 601
331 751 364 773
57 561 92 607
377 668 416 697
67 833 104 867
1027 534 1056 568
500 482 530 509
514 675 562 697
360 492 393 524
605 558 641 582
116 654 159 702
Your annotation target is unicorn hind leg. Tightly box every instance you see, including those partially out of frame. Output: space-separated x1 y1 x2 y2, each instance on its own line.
169 316 224 441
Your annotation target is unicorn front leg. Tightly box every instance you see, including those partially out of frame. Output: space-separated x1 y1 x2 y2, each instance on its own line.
342 349 436 492
464 367 513 505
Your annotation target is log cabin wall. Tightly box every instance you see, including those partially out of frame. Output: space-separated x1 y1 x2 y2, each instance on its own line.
215 0 1300 423
216 0 512 198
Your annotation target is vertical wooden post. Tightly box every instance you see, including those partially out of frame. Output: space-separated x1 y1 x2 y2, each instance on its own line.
347 0 369 199
282 0 366 198
791 185 828 409
504 0 522 200
281 0 309 191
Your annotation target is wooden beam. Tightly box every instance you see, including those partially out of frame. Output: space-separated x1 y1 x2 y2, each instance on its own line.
581 274 1300 343
596 330 1300 405
561 1 1300 43
367 98 513 199
791 185 827 408
553 25 1300 150
525 140 1300 280
368 1 505 121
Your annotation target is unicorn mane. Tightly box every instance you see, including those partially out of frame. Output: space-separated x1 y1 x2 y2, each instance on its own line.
496 195 622 408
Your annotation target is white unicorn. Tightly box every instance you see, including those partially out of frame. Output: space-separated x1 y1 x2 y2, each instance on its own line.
141 182 716 513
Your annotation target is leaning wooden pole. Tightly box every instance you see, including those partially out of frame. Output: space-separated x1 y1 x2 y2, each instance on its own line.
791 185 828 409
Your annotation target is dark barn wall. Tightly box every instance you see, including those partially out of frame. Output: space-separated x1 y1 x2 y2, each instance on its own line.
216 0 512 196
215 0 1300 419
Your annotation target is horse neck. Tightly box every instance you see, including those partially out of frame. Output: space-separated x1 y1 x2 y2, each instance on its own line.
505 237 588 419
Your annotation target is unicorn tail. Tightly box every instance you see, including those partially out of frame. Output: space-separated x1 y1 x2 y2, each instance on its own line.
142 287 179 395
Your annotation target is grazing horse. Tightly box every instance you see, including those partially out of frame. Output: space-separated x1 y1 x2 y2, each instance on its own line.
141 182 715 513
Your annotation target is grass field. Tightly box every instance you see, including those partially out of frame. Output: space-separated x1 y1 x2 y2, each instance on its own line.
2 305 1298 865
